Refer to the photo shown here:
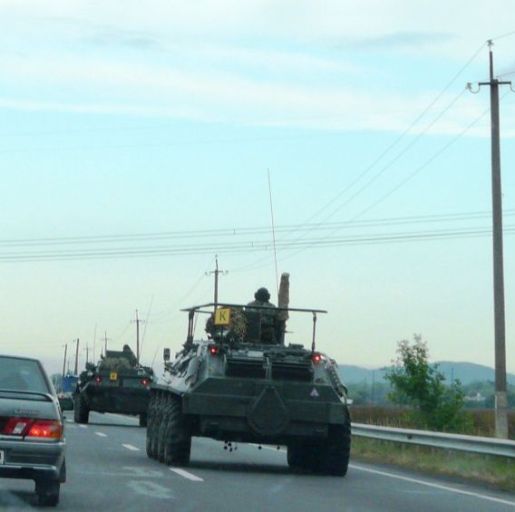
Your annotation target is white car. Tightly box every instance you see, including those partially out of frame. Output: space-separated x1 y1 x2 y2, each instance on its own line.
0 355 66 506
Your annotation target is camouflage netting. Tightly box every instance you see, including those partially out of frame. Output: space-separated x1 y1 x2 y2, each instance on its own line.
98 345 138 371
98 357 133 372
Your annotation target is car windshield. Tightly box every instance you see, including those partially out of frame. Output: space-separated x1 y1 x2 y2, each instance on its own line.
0 357 49 394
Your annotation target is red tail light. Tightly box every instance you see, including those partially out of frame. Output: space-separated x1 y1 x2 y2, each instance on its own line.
311 352 322 364
208 344 219 356
140 378 150 387
1 418 63 440
27 420 63 440
2 418 31 435
95 376 102 384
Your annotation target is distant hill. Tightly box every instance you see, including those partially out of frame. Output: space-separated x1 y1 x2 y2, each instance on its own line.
336 361 515 386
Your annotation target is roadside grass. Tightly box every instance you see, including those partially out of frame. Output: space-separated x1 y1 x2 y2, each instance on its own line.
351 437 515 492
351 406 515 439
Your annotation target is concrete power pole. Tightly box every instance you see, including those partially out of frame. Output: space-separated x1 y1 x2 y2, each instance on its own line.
206 256 228 308
133 310 145 364
62 344 68 381
103 331 111 357
477 41 511 438
74 338 80 375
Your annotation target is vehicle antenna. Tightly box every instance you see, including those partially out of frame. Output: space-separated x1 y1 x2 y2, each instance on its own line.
311 312 318 352
267 169 279 297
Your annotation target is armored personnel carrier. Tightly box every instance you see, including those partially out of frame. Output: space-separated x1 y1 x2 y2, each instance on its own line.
74 345 153 426
146 274 351 475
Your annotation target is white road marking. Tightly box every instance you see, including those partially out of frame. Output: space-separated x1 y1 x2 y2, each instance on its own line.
95 432 107 437
350 464 515 507
250 442 513 507
128 480 175 500
78 424 87 429
169 467 204 482
123 466 163 478
122 444 140 451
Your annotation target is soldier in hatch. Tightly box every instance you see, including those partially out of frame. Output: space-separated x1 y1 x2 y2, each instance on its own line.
246 287 278 343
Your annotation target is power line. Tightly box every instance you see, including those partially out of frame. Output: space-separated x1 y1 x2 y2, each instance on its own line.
280 44 486 234
254 93 498 271
319 87 468 221
491 29 515 41
0 224 512 263
233 43 487 273
1 209 513 249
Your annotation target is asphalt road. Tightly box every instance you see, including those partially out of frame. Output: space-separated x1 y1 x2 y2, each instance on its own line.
0 412 513 511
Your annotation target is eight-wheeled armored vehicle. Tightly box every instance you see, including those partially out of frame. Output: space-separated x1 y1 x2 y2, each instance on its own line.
146 274 351 475
74 345 153 426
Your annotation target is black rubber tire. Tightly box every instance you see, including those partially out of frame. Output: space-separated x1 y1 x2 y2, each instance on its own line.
139 413 148 427
150 392 162 459
146 394 156 459
163 396 191 466
286 445 303 469
318 414 351 476
157 394 171 463
36 479 60 507
73 393 89 424
59 459 67 483
287 411 351 476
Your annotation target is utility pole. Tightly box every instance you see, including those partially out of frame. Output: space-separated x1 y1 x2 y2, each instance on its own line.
103 331 111 357
92 324 97 364
74 338 80 375
62 344 67 380
475 41 511 438
206 255 228 308
132 309 145 364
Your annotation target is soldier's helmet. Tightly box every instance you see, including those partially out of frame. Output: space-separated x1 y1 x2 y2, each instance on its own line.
254 287 271 302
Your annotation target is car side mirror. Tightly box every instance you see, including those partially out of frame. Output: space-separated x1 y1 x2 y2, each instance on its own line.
163 348 171 362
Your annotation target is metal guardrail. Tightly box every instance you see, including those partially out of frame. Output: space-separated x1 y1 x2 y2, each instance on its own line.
352 423 515 458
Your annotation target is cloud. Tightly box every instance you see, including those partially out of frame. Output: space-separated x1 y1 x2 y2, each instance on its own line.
349 31 457 50
1 0 514 137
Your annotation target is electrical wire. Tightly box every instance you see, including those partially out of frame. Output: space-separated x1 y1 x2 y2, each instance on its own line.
0 224 512 263
491 29 515 41
2 209 514 249
233 44 487 273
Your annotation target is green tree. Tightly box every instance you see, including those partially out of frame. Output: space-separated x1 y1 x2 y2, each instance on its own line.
385 335 471 432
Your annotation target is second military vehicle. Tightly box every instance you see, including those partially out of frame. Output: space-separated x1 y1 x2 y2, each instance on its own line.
74 345 153 426
146 274 351 475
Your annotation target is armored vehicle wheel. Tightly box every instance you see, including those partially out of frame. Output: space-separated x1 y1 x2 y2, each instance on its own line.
157 394 171 463
163 396 191 466
74 394 89 424
139 413 148 427
286 445 303 469
146 395 156 458
151 393 163 459
318 421 351 476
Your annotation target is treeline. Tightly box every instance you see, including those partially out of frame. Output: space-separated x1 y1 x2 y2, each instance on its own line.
347 380 515 408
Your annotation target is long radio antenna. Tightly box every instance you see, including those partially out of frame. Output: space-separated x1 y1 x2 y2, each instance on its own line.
267 169 279 296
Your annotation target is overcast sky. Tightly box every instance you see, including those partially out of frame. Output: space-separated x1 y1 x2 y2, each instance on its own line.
0 1 514 376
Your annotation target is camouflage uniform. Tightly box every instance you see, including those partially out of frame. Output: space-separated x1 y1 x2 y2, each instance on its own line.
246 288 277 343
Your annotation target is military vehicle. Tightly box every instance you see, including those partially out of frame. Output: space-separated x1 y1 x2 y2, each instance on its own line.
146 274 351 475
74 345 153 426
57 373 78 411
